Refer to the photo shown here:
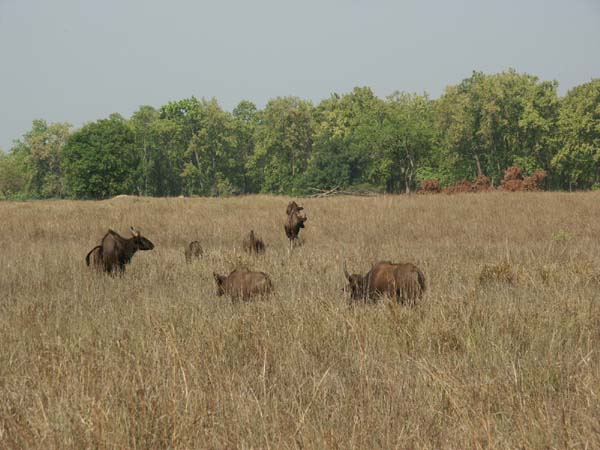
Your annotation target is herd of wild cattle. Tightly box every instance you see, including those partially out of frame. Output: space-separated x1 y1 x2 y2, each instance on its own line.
85 201 426 304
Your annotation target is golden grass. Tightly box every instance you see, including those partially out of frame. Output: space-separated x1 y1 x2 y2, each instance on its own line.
1 192 599 449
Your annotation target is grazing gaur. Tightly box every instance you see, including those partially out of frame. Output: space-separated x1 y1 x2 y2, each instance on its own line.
284 202 307 248
343 260 426 305
213 268 273 301
85 227 154 274
184 240 204 263
243 230 266 255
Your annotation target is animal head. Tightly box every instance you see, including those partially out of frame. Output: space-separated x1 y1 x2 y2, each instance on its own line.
297 213 307 227
288 211 307 226
286 201 304 216
213 272 227 296
343 261 366 301
129 226 155 251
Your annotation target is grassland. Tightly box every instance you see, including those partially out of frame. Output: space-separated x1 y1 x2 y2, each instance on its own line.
1 192 599 449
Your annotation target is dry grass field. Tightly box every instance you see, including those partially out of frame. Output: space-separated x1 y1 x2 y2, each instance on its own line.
1 192 600 449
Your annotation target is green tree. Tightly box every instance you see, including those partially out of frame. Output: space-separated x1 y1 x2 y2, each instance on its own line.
0 151 28 199
250 97 314 193
160 97 239 196
232 100 259 193
551 79 600 190
130 105 160 195
358 92 437 193
9 119 72 198
62 113 137 199
130 106 182 196
302 87 379 191
158 97 207 195
179 99 237 196
437 70 558 185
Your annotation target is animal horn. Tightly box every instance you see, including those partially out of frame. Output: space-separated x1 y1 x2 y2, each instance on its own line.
343 260 350 280
129 226 140 237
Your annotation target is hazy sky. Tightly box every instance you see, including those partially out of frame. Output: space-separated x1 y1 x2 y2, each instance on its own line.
1 0 599 151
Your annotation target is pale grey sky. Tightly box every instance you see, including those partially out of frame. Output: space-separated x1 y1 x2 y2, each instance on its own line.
1 0 599 151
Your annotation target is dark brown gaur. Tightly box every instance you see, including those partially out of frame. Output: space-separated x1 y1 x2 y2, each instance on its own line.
85 227 154 274
213 268 273 301
343 260 426 305
184 240 203 263
284 201 307 248
243 230 266 255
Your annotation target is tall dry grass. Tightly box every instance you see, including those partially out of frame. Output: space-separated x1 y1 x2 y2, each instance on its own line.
1 192 599 449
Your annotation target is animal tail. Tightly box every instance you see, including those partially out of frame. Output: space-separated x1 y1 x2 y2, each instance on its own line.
85 246 102 266
417 269 427 295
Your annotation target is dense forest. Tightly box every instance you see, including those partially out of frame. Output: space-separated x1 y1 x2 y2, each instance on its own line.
1 70 599 199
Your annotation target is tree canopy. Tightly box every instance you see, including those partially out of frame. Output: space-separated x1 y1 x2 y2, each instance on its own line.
1 70 598 199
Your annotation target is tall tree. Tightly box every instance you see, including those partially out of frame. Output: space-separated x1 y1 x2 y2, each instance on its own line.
62 114 137 199
437 70 558 185
9 119 72 198
301 87 379 191
0 151 28 199
130 106 182 196
232 100 259 193
358 92 436 193
180 98 237 196
250 97 314 193
551 79 600 189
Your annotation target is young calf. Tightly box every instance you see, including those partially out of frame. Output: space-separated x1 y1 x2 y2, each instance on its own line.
184 240 204 263
242 230 266 255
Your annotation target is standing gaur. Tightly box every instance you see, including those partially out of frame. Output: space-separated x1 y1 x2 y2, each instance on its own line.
343 260 426 305
284 201 307 249
85 227 154 274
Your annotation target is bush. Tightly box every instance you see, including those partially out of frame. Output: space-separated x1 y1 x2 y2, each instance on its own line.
443 176 493 194
418 179 441 194
500 167 547 191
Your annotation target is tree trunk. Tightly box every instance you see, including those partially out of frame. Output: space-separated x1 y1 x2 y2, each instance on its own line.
474 154 483 177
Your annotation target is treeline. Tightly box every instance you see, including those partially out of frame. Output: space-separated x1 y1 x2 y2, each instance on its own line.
1 69 599 199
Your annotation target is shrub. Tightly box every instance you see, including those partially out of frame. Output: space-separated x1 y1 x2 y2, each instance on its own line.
500 167 547 192
418 179 441 194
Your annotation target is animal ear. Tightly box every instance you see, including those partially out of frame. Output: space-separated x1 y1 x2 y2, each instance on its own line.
213 272 221 282
130 226 140 237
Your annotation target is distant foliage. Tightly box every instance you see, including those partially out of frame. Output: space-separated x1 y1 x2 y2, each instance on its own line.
61 114 137 199
1 71 599 199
